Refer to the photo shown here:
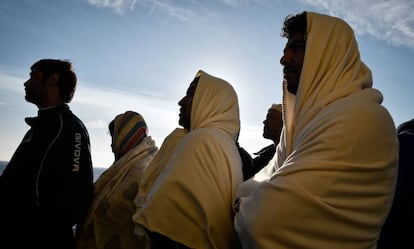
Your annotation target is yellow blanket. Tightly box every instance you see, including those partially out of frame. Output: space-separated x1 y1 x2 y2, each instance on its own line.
133 70 243 249
234 12 398 249
76 136 157 249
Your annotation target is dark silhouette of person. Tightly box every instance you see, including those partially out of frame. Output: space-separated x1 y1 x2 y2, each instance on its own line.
0 59 94 249
377 118 414 249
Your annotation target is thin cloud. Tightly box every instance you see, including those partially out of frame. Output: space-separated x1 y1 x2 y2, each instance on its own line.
215 0 247 6
74 84 177 114
0 69 178 165
87 0 138 14
85 118 108 129
87 0 195 20
72 82 180 139
0 74 24 94
138 0 195 21
0 69 177 131
215 0 272 7
298 0 414 49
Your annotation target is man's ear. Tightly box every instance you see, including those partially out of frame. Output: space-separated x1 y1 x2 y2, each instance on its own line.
46 73 60 86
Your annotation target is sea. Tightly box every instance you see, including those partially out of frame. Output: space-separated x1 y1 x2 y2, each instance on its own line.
0 161 106 182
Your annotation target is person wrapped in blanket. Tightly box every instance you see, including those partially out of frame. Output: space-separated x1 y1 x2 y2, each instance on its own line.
233 11 398 249
76 111 158 249
133 70 243 249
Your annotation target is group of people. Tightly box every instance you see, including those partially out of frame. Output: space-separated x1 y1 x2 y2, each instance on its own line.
0 11 410 249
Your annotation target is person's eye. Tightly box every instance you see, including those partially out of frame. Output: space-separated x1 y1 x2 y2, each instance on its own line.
291 42 306 50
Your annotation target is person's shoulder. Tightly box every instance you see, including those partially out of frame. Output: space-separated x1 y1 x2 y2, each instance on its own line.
398 119 414 134
321 90 394 133
163 128 187 142
254 144 276 155
60 107 90 134
64 113 87 128
179 128 233 153
188 128 231 143
60 105 83 121
398 129 414 143
182 129 210 145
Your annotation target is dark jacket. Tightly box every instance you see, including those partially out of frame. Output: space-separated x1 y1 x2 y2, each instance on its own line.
377 121 414 249
252 144 276 170
0 104 94 249
238 143 276 181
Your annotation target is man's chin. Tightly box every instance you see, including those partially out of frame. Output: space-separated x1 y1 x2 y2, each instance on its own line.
24 95 32 102
286 82 298 95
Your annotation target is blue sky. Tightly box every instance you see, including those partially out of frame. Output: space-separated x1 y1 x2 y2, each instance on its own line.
1 0 413 167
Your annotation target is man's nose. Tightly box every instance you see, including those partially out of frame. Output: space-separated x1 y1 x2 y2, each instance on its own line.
280 54 286 65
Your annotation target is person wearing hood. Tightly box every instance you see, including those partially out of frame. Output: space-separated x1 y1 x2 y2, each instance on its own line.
133 70 243 249
76 111 158 249
233 12 398 249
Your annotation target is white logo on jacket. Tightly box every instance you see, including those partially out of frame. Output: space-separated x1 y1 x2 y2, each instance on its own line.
73 133 81 171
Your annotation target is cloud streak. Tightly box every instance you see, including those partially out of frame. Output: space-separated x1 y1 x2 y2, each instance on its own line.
0 69 267 166
298 0 414 49
87 0 195 20
86 0 414 49
0 69 180 166
87 0 138 14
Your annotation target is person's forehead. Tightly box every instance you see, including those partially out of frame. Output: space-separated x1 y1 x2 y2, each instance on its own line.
189 80 197 89
268 108 281 113
267 109 280 117
187 78 199 92
287 32 306 43
30 68 44 77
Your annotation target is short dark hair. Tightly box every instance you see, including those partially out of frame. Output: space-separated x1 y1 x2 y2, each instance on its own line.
31 59 77 103
281 11 307 39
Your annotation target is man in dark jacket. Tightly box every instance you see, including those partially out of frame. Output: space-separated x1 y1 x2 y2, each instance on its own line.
252 104 283 168
0 59 94 249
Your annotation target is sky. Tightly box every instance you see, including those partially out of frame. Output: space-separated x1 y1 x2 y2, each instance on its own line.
0 0 413 168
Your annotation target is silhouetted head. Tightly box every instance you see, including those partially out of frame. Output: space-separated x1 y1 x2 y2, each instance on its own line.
263 104 283 143
109 111 148 161
178 76 199 130
280 12 307 95
27 59 77 105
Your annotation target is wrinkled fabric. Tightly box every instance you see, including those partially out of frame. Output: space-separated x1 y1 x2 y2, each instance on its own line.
234 12 398 249
133 128 188 247
133 70 243 249
76 136 157 249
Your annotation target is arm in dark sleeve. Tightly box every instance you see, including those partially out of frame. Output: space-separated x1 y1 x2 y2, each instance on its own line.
68 129 94 225
237 144 254 181
377 131 414 248
41 126 94 229
252 144 276 172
